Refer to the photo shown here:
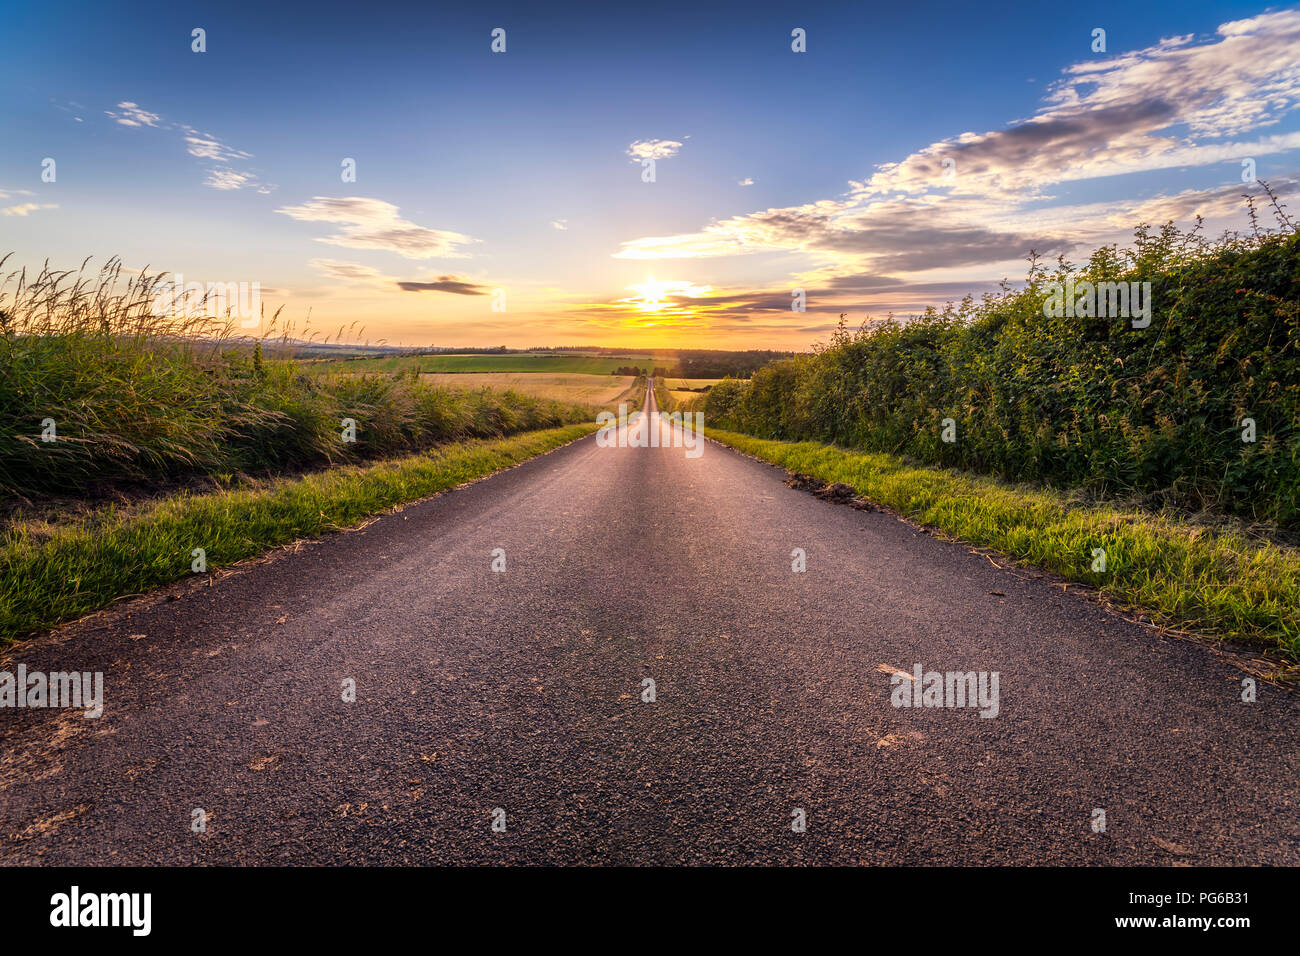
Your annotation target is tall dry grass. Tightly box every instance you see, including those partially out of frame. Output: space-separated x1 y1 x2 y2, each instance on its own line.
0 255 592 500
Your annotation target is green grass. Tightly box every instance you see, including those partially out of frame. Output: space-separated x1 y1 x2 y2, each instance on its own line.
653 377 676 412
0 423 598 644
0 259 602 500
707 428 1300 661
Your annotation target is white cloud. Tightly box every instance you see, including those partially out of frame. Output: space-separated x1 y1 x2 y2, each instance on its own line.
104 101 270 192
278 197 479 259
182 127 253 163
551 219 568 230
738 178 755 186
309 258 388 283
615 10 1300 286
2 203 57 217
309 258 490 296
105 101 161 127
204 169 254 191
626 139 683 161
856 9 1300 202
51 99 85 124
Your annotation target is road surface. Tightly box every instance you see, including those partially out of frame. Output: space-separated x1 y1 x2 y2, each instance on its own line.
2 384 1296 865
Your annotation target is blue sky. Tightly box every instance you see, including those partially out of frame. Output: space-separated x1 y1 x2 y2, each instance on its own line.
2 0 1298 347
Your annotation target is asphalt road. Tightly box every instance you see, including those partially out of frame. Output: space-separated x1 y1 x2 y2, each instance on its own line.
2 384 1296 865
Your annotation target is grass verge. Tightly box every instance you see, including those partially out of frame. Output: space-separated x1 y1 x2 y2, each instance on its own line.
707 427 1300 662
0 423 598 644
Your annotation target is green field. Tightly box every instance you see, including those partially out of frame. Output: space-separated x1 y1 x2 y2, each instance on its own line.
311 352 664 376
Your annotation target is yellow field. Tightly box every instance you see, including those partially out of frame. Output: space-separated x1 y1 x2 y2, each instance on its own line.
666 378 722 404
422 372 638 405
663 378 724 390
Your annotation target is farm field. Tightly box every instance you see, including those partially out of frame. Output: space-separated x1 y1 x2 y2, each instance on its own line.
421 372 638 405
311 351 664 376
666 377 724 403
663 378 724 389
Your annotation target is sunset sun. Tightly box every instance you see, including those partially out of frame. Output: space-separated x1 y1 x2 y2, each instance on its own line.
622 276 713 314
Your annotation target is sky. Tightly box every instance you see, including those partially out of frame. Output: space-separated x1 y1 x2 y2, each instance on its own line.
2 0 1299 349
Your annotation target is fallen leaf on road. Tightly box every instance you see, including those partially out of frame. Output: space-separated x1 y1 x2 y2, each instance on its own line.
247 752 283 771
1150 835 1193 856
876 664 913 680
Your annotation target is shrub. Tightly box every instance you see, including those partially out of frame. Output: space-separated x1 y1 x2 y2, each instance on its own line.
703 216 1300 530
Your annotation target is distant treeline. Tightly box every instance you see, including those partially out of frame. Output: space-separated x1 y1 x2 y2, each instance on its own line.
610 351 796 379
605 351 796 379
673 350 795 378
700 210 1300 531
322 346 796 377
612 365 671 377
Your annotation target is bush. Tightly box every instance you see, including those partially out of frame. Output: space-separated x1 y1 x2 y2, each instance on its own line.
703 217 1300 530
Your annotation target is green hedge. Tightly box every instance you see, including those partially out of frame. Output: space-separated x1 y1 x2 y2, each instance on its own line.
703 224 1300 529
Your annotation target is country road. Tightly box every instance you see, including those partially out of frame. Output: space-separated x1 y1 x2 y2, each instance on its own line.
2 383 1296 866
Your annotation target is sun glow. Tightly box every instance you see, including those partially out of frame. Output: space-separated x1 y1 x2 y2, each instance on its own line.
620 276 712 313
